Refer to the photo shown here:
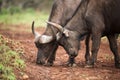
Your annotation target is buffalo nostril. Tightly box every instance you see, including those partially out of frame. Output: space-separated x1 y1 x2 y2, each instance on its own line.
69 48 78 57
69 52 78 58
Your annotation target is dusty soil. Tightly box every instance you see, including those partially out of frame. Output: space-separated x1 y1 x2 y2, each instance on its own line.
0 24 120 80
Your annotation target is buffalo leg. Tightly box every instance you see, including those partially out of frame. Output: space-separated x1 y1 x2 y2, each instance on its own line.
86 34 101 67
107 34 120 68
45 44 58 66
85 34 91 63
66 57 76 67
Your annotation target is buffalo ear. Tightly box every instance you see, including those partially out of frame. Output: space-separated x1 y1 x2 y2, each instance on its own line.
56 29 71 41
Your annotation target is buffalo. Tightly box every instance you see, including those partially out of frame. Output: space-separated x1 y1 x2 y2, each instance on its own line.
47 0 120 68
32 0 82 66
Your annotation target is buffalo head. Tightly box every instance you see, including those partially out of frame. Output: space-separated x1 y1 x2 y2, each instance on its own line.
32 21 58 66
32 21 81 66
47 22 81 58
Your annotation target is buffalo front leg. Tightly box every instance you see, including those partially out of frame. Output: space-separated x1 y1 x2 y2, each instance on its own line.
45 53 55 66
107 34 120 68
86 34 101 67
66 48 78 67
45 44 58 66
85 34 91 63
66 57 76 67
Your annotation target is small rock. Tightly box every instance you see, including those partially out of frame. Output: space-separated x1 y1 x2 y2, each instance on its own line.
22 74 29 80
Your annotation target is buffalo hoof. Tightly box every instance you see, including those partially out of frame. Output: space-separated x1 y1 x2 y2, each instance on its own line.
36 60 45 65
65 57 77 67
44 62 53 66
84 64 94 68
68 63 77 67
65 61 77 67
85 60 94 68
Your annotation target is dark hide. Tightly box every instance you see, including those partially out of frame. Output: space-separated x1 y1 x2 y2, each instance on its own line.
84 34 119 67
33 0 82 66
57 0 120 68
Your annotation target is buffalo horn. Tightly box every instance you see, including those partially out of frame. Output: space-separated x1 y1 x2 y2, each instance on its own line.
32 21 53 44
47 21 64 32
39 35 53 44
32 21 41 39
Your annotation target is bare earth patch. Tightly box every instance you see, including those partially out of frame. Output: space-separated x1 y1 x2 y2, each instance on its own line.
0 24 120 80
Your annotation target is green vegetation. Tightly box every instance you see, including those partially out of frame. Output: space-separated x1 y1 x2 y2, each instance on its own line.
0 35 25 80
0 7 49 27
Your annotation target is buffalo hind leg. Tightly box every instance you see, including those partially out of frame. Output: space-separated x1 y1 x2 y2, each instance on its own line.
107 34 120 68
86 34 101 67
85 34 91 64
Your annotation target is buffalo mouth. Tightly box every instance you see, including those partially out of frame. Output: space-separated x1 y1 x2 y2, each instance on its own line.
69 50 78 58
36 57 53 66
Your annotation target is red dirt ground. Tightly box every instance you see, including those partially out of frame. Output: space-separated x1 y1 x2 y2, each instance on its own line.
0 24 120 80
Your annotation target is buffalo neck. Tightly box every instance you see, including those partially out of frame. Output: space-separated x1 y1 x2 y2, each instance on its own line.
65 0 89 37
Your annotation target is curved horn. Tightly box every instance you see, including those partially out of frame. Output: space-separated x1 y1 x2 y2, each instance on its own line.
47 21 64 32
32 21 53 44
32 21 41 39
47 21 71 38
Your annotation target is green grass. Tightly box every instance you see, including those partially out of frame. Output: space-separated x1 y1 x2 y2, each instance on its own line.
0 35 25 80
0 8 49 27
